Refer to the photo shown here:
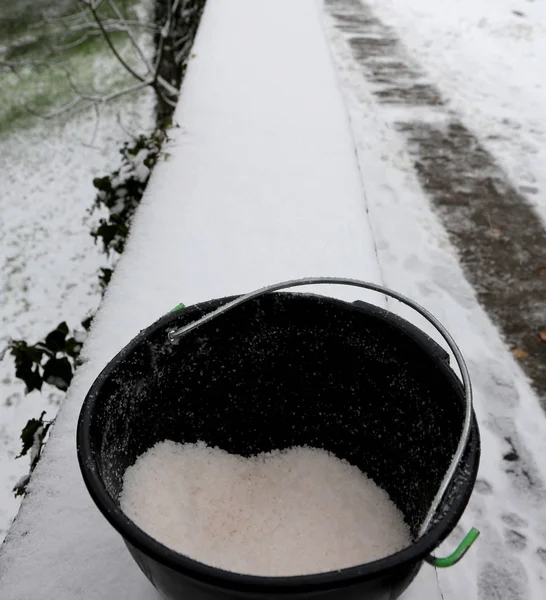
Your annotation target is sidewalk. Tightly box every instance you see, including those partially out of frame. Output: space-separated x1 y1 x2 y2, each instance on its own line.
0 0 420 598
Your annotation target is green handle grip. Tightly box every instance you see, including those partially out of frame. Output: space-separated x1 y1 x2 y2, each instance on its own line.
426 527 480 568
170 303 186 313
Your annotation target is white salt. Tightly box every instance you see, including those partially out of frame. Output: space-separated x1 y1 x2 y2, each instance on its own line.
120 442 411 576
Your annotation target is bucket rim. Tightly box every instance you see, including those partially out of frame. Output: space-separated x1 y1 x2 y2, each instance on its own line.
77 291 480 593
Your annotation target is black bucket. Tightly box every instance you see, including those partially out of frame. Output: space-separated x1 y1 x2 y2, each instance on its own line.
77 279 480 600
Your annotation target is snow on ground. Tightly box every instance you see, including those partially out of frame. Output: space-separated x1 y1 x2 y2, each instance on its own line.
323 3 546 599
364 0 546 227
0 92 155 542
1 0 546 599
0 0 156 542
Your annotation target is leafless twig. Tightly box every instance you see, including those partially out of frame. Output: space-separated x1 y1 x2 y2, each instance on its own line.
23 96 85 120
107 0 154 74
9 0 196 125
82 0 146 83
158 90 178 108
24 77 152 121
87 102 103 147
50 33 95 52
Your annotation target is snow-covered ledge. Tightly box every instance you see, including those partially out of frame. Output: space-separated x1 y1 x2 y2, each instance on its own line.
0 0 437 597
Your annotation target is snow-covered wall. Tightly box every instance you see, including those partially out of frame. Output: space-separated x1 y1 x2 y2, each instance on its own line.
1 0 436 597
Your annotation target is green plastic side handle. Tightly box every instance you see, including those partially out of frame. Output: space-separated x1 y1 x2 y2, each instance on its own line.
170 303 186 313
426 528 480 568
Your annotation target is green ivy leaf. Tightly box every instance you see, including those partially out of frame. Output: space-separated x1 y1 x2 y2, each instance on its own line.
98 267 113 291
42 357 73 391
15 362 43 393
64 337 82 359
92 176 112 192
143 156 155 169
81 315 94 332
44 322 69 353
17 412 46 458
10 340 43 365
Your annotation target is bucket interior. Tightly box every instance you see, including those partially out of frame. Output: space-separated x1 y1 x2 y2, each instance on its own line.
89 293 467 541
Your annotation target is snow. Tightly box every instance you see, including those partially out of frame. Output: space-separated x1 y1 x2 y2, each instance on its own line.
0 0 545 598
0 0 157 540
323 5 546 599
0 96 154 541
363 0 546 227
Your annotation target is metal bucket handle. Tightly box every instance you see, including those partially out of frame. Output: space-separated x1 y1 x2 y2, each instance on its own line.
167 277 479 566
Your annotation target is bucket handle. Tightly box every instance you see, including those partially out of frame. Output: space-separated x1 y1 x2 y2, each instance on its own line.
167 277 478 559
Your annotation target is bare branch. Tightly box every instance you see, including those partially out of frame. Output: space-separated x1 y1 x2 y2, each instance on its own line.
47 18 156 49
158 90 178 108
40 8 89 27
162 0 174 40
148 0 182 100
83 0 107 11
24 96 86 120
9 0 191 126
57 65 92 99
103 0 180 105
69 19 159 33
172 0 182 16
175 39 193 65
50 33 94 52
106 0 154 76
25 73 152 121
37 16 158 38
173 32 192 50
87 103 102 147
81 0 146 83
153 32 165 77
156 75 180 98
101 78 153 103
116 111 135 138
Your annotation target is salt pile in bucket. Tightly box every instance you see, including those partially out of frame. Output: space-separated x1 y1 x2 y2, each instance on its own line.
120 441 411 576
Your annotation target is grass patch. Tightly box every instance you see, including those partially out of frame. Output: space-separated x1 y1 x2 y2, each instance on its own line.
0 0 151 136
